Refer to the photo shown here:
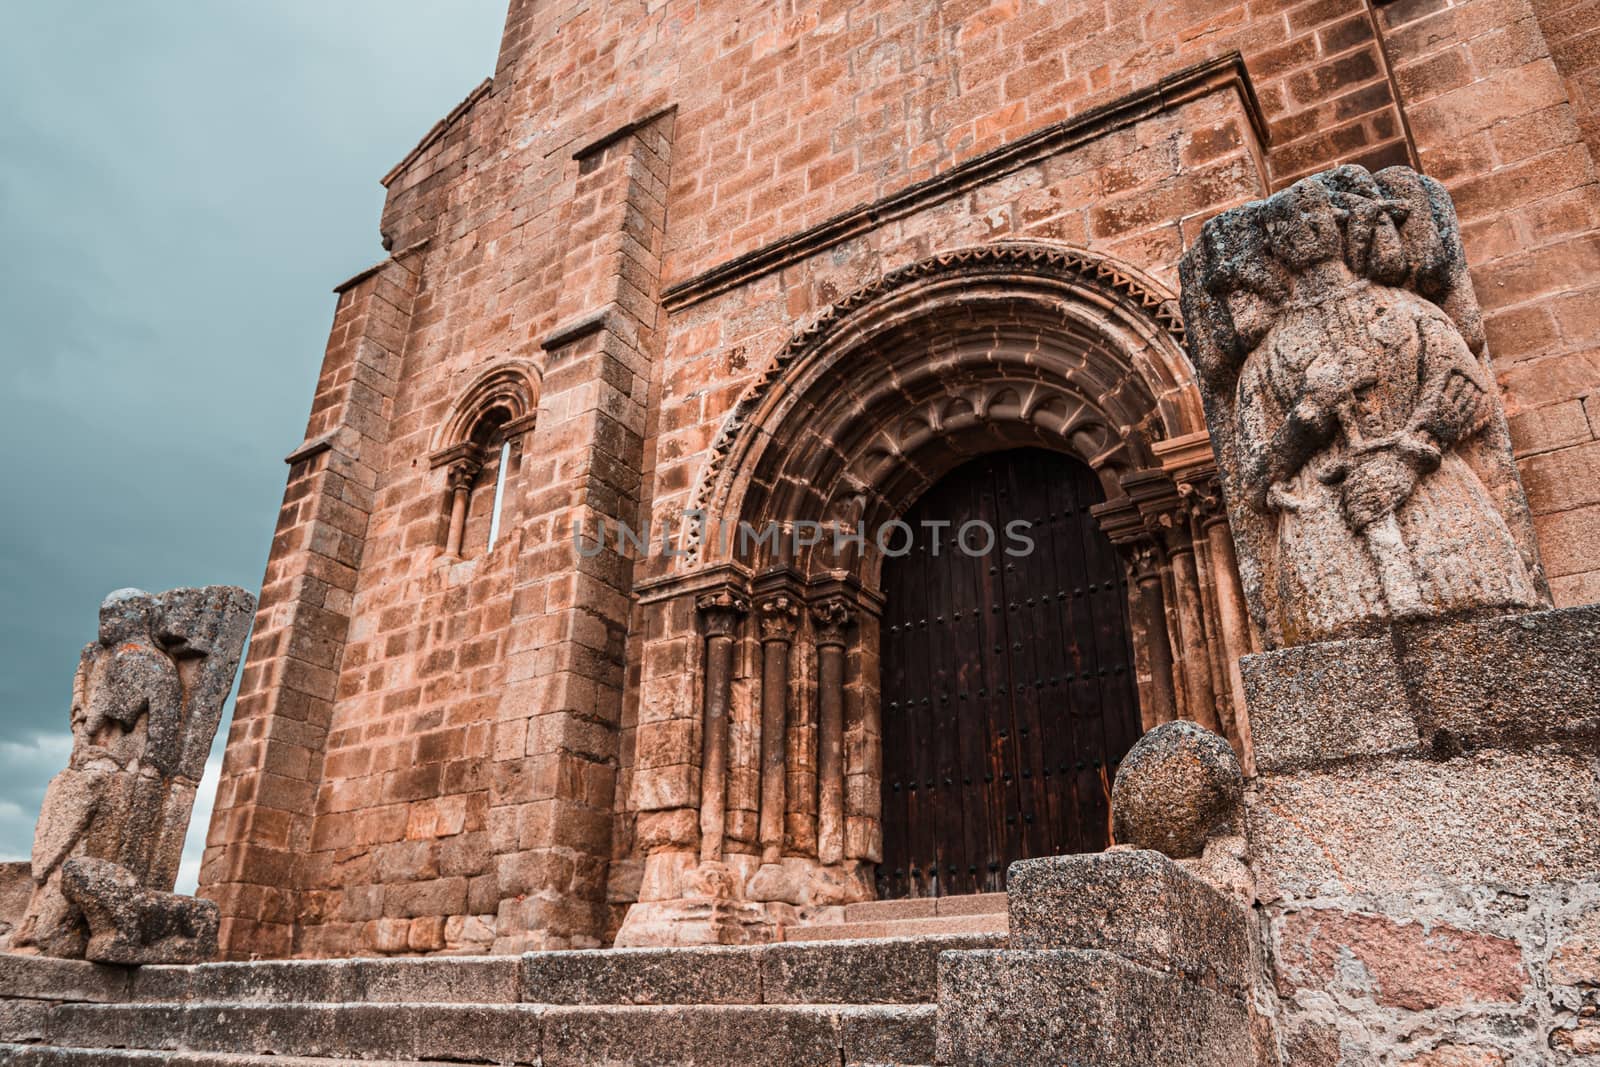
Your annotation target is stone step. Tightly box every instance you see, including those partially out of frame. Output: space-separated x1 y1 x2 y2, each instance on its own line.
58 933 1000 1007
524 932 1002 1005
782 912 1008 943
841 892 1008 923
0 1049 935 1067
11 1002 935 1066
0 1048 454 1067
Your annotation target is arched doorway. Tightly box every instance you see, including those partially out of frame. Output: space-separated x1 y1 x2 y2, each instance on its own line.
617 245 1261 948
877 448 1140 899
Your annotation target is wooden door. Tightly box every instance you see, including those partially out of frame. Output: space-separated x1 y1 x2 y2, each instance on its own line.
877 448 1141 899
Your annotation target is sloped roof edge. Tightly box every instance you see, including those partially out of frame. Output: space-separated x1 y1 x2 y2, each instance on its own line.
381 77 494 189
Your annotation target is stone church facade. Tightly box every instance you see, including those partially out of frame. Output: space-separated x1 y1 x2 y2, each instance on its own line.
199 0 1600 977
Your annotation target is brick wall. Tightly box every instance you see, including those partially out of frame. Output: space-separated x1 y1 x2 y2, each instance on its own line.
1374 0 1600 605
204 0 1600 957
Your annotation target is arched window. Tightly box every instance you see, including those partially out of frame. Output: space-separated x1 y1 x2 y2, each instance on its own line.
428 363 539 560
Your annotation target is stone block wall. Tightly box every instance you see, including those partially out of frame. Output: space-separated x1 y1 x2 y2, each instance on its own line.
203 0 1600 957
1244 607 1600 1063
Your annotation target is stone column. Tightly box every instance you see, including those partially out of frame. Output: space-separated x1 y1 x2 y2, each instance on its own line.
1092 493 1180 733
1183 477 1255 772
444 457 479 557
756 595 799 866
811 597 854 867
696 591 748 864
1128 538 1179 730
1160 515 1222 735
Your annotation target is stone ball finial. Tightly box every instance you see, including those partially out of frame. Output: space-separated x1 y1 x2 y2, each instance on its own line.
1112 720 1243 859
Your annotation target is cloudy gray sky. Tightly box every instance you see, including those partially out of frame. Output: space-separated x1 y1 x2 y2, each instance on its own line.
0 3 507 890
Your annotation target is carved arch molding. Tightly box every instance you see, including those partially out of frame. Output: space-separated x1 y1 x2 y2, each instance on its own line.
688 242 1204 575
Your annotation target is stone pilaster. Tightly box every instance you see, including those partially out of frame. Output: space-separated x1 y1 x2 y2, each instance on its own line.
202 245 424 960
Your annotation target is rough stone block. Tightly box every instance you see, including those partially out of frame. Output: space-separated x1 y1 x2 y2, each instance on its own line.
48 1002 184 1052
539 1004 844 1067
348 955 520 1003
840 1004 935 1066
1248 750 1600 902
1398 605 1600 749
936 948 1252 1066
0 998 52 1043
1006 850 1252 995
181 1003 336 1057
1274 907 1528 1011
1245 607 1600 773
521 944 761 1004
0 954 132 1003
130 959 350 1004
762 933 1001 1004
1242 634 1415 773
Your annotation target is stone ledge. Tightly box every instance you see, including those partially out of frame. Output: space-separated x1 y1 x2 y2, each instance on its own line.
1006 850 1252 995
32 1000 939 1067
0 1050 450 1067
130 956 520 1005
1244 606 1600 773
0 955 132 1004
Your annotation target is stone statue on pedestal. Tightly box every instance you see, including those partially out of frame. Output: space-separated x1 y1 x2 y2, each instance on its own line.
9 585 254 964
1179 164 1549 647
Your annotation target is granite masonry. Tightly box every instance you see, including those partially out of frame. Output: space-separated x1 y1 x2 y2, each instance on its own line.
7 588 253 966
5 0 1600 1063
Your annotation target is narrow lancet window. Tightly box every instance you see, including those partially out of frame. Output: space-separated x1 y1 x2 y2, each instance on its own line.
486 439 511 551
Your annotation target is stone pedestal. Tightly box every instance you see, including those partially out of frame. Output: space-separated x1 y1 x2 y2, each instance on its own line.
1245 605 1600 1063
936 851 1267 1066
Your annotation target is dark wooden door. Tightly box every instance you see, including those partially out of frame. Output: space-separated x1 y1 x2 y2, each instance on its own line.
877 448 1140 899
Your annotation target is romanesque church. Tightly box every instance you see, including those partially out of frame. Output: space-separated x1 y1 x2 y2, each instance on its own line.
4 0 1599 1063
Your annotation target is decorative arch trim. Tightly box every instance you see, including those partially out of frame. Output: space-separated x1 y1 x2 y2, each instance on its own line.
429 360 542 466
685 242 1197 565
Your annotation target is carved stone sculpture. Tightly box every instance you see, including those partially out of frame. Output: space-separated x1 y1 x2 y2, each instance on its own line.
61 857 221 965
1179 165 1549 648
9 585 254 963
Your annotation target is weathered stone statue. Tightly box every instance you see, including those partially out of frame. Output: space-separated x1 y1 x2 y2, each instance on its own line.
9 585 254 963
1178 165 1548 647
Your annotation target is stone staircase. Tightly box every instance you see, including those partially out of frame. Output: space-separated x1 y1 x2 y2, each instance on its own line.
782 893 1008 943
0 854 1262 1065
0 930 1003 1067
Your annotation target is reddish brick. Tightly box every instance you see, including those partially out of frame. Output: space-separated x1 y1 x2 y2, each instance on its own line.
1276 910 1528 1011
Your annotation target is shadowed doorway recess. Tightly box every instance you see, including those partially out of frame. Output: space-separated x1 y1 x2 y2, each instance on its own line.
878 448 1140 899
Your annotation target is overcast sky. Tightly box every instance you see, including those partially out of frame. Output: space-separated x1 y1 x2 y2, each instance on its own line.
0 3 507 891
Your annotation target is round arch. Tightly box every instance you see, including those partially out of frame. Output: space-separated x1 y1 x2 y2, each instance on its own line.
689 241 1202 581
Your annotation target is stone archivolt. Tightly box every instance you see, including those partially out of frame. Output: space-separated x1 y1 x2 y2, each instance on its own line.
690 242 1197 572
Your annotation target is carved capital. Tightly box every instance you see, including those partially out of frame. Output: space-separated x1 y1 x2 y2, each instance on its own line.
446 457 481 493
758 595 801 643
1124 535 1166 582
1178 476 1228 530
696 590 749 639
1142 508 1193 557
811 597 856 648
